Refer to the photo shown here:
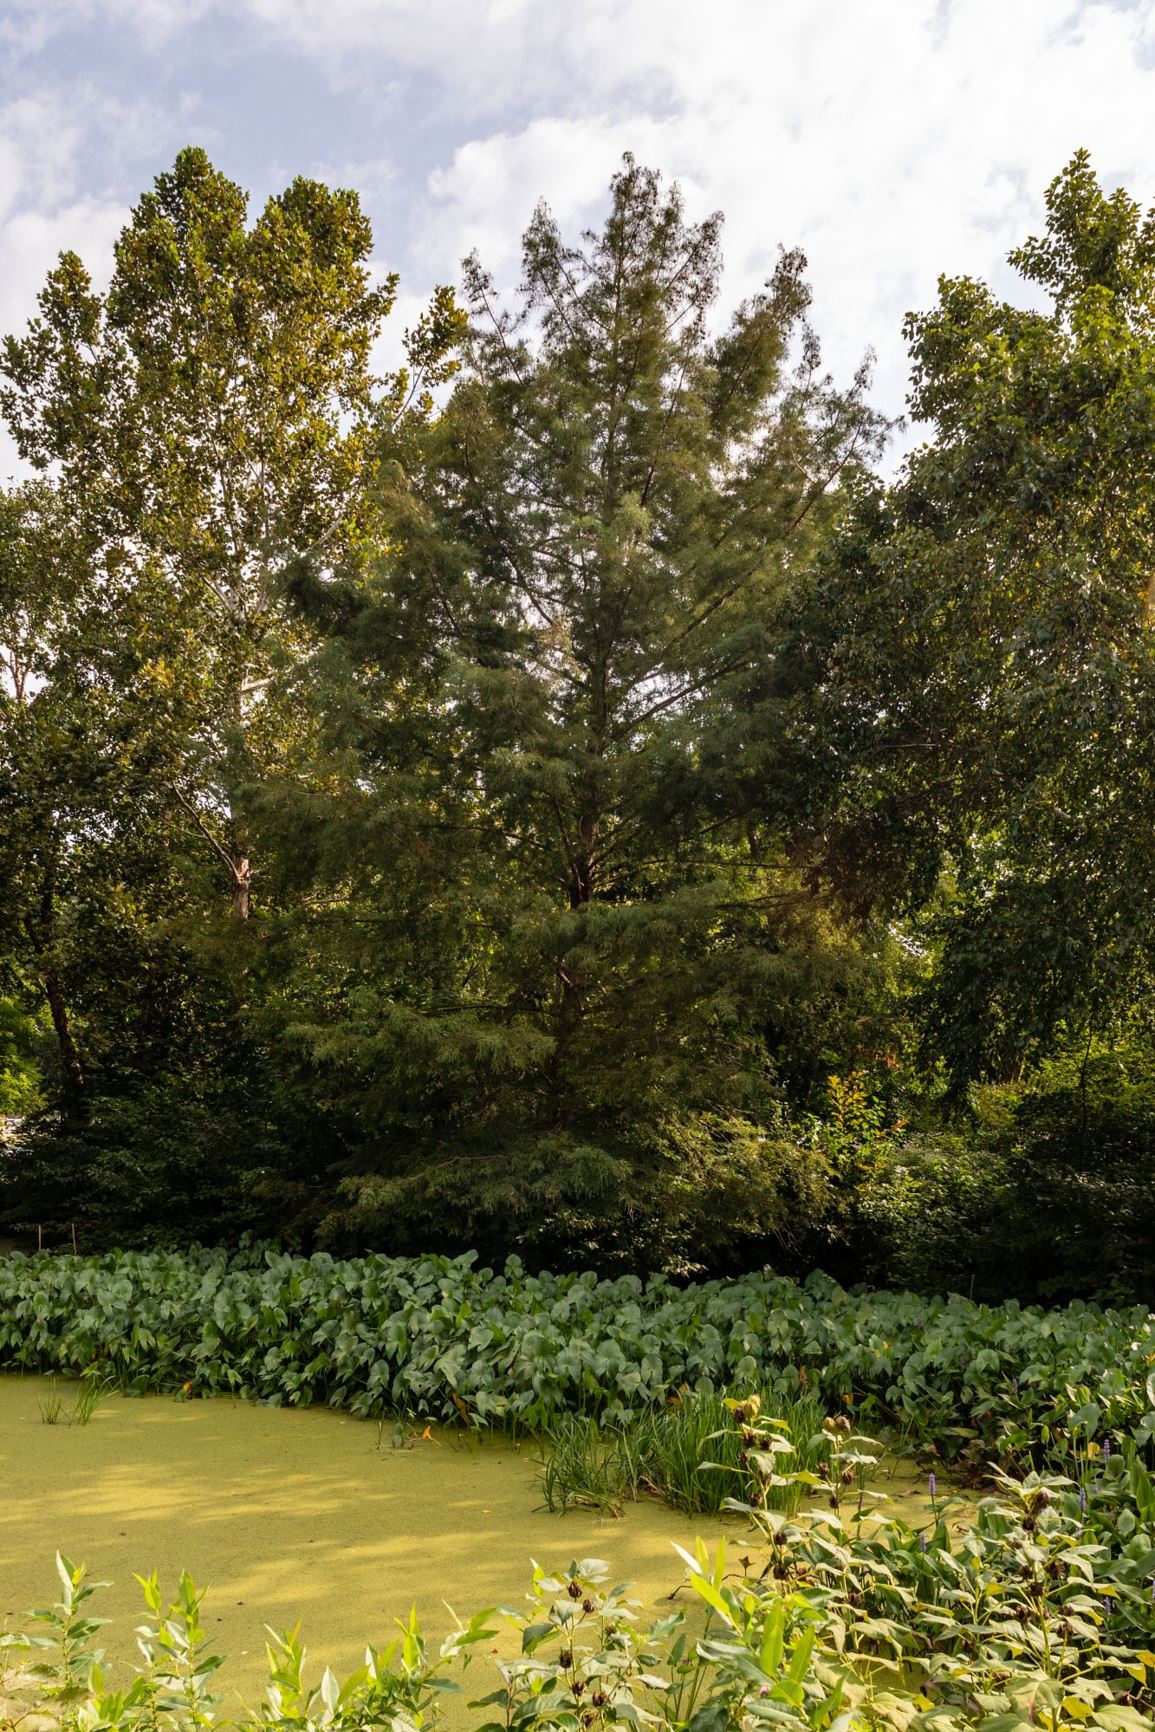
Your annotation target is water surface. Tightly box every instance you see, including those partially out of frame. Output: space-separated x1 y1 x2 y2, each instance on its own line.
0 1376 972 1717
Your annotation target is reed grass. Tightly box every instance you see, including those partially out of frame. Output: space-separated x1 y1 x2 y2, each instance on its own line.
37 1372 110 1428
535 1389 824 1516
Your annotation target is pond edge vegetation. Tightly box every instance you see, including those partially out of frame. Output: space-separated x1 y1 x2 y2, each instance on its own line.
3 1247 1155 1483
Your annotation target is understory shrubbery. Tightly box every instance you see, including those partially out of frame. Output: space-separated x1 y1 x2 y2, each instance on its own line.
854 1057 1155 1306
4 1247 1155 1472
14 1056 1155 1306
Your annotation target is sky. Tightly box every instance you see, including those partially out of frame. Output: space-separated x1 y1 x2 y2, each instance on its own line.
2 0 1155 476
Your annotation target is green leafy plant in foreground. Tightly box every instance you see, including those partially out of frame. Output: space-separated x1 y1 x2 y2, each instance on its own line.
0 1552 866 1732
710 1422 1155 1731
705 1396 887 1526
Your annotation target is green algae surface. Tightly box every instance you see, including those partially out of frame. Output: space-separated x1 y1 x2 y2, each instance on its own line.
0 1376 742 1711
0 1376 975 1719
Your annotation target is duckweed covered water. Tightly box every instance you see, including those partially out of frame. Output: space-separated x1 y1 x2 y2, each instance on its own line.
0 1377 972 1715
0 1377 741 1707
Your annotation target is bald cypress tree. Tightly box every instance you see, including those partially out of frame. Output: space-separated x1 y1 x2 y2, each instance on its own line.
286 158 888 1266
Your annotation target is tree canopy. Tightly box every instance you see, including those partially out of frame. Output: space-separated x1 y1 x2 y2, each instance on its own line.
3 146 1155 1295
798 151 1155 1088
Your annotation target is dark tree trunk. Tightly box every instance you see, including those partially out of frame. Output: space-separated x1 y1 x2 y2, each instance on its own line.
552 811 600 1126
568 812 598 908
33 856 86 1117
42 964 86 1112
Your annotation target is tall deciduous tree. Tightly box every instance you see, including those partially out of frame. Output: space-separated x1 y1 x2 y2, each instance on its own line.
795 151 1155 1085
0 485 91 1114
0 149 458 1137
1 147 399 922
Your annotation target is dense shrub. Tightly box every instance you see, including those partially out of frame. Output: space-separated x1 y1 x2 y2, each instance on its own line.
10 1048 1155 1301
853 1053 1155 1304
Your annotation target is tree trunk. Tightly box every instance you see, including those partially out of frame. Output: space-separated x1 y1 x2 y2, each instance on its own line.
32 856 86 1117
552 811 599 1126
568 812 598 908
171 786 252 919
42 964 86 1113
230 856 252 920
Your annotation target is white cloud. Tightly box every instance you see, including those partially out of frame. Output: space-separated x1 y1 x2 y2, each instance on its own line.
391 0 1155 434
3 0 1155 460
422 116 672 279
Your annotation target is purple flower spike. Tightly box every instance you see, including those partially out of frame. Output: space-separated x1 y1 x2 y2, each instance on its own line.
920 1534 928 1553
929 1472 937 1500
1078 1486 1087 1514
1103 1437 1112 1462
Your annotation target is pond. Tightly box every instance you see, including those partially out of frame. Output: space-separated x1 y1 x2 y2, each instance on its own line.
0 1376 971 1716
0 1377 739 1708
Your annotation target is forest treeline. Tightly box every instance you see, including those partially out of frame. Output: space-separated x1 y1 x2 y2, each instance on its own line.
3 147 1155 1299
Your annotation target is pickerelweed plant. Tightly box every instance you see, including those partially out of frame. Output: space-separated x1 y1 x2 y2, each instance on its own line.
6 1247 1155 1484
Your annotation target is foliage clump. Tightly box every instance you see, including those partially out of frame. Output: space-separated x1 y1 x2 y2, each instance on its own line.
5 1247 1155 1480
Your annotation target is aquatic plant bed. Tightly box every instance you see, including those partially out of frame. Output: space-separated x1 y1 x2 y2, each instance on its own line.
0 1248 1152 1466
